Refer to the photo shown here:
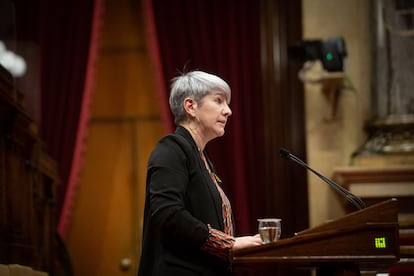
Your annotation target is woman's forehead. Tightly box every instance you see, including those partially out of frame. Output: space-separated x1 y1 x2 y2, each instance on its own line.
202 91 229 104
208 89 230 100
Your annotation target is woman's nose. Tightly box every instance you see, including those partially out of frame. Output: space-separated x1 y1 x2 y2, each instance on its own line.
224 104 232 116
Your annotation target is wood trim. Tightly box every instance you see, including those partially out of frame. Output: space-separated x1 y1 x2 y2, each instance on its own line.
260 0 309 237
333 165 414 188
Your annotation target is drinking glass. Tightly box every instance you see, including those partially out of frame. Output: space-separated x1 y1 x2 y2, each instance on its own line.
257 218 281 244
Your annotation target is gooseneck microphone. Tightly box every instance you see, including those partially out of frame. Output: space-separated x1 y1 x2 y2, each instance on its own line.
279 147 366 210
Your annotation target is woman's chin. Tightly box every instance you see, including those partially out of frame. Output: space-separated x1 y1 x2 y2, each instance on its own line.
216 130 225 137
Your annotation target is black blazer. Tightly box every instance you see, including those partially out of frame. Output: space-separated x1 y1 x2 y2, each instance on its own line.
138 126 233 276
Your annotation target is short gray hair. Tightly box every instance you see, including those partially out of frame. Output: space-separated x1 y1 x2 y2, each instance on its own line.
169 70 231 125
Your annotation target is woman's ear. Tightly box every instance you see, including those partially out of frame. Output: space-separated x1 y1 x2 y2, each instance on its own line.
183 98 197 117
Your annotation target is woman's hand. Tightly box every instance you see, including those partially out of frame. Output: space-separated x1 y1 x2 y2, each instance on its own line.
233 234 262 250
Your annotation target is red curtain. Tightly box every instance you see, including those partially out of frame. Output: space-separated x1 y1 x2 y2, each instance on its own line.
14 0 103 238
143 0 265 235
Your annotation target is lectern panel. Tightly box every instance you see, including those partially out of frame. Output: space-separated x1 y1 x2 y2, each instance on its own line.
230 199 400 274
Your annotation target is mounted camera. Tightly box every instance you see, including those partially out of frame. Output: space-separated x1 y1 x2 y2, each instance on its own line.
288 37 347 72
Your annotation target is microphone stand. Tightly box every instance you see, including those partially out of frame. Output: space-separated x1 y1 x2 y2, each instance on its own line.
280 148 366 210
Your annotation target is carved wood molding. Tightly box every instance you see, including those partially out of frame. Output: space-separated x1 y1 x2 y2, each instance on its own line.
333 165 414 188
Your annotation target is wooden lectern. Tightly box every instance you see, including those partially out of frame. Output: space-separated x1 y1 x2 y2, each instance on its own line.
230 199 400 275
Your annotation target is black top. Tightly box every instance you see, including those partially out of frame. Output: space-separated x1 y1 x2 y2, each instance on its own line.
138 126 232 276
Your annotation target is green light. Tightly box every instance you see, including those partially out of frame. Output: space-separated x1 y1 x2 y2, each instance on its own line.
326 53 333 61
375 237 387 248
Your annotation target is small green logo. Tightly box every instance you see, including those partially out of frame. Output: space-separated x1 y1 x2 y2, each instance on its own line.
375 237 386 248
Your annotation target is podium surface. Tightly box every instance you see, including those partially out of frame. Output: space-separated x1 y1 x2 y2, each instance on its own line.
230 199 400 274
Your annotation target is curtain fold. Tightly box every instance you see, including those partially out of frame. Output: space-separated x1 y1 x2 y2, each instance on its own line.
142 0 174 133
55 0 104 239
30 0 103 238
143 0 265 234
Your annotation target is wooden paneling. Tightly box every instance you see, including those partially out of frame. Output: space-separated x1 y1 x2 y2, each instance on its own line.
92 53 158 118
0 66 59 274
68 120 162 275
66 0 163 275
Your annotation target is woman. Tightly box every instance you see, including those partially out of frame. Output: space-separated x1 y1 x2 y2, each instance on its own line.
138 70 262 276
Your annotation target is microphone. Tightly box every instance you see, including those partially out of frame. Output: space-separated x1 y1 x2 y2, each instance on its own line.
279 147 366 210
